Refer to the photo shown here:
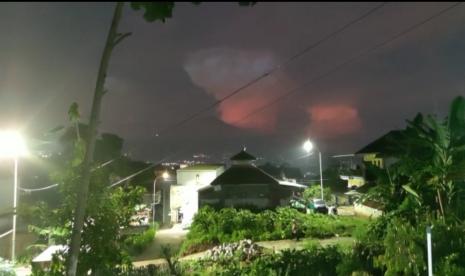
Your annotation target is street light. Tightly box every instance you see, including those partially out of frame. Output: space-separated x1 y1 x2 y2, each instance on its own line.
152 171 170 224
0 130 27 263
302 139 324 200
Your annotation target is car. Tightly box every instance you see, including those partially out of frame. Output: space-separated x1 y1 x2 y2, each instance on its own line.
290 198 307 213
308 198 328 214
312 198 326 208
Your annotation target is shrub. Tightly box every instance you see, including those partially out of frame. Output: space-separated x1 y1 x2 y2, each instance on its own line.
178 245 345 275
0 257 16 276
124 225 157 255
181 206 368 255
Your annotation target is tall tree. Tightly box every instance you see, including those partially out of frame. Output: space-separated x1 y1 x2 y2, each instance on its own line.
66 3 255 275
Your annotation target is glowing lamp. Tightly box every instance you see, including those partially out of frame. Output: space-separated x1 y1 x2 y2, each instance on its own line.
302 139 314 154
0 130 27 158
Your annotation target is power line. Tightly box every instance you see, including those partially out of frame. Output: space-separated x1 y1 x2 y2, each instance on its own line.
108 151 182 188
158 2 386 135
233 3 462 125
19 183 59 193
18 151 179 192
108 164 155 188
0 229 13 239
18 157 119 193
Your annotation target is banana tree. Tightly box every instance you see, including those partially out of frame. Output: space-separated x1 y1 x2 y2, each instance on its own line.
389 96 465 222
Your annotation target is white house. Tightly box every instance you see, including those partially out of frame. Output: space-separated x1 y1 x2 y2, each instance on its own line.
170 164 224 227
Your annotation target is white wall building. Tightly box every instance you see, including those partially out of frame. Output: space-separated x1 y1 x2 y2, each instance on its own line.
170 164 224 227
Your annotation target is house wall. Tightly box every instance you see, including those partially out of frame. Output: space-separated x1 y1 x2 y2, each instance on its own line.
170 167 224 226
363 153 384 168
199 184 301 210
177 168 223 187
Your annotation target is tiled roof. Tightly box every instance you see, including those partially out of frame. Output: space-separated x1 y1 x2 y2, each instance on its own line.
230 149 256 161
356 130 403 155
210 165 278 186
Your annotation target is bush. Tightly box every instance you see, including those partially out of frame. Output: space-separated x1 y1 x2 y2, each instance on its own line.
0 257 16 276
125 224 157 255
180 206 368 255
303 185 332 202
179 245 345 275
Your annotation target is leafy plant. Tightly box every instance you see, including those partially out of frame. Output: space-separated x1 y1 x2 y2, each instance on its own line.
303 185 332 202
124 225 157 255
180 206 368 255
0 257 16 276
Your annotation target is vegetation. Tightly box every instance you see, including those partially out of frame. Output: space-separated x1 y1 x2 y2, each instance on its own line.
108 245 347 276
66 3 256 275
25 108 155 275
302 185 332 202
0 257 16 276
124 225 157 256
180 206 368 255
340 96 465 275
183 246 344 276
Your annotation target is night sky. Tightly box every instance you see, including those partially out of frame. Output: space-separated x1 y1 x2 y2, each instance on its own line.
1 2 464 167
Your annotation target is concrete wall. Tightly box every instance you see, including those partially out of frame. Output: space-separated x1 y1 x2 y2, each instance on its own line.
176 168 223 187
198 183 303 210
354 203 383 218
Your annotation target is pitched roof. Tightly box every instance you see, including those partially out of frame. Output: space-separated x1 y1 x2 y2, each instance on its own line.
210 165 278 186
230 149 256 161
356 130 403 155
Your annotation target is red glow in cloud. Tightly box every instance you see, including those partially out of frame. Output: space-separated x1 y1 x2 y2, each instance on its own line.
218 95 277 132
184 48 292 133
307 104 362 138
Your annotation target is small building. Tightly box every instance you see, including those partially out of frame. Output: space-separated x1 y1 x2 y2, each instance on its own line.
340 175 365 189
170 164 225 227
199 149 306 210
32 245 68 270
356 130 402 169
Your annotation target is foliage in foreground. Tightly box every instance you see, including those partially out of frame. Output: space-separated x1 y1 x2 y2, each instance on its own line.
109 245 346 276
342 96 465 275
27 110 153 275
124 225 157 256
0 257 16 276
180 206 368 255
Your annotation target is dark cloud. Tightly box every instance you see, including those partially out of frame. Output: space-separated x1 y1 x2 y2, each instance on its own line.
184 47 295 132
0 2 464 166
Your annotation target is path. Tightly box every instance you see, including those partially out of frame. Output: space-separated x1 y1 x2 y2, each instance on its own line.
132 224 188 266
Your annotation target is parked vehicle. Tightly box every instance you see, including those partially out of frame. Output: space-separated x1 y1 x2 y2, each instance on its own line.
308 198 328 214
290 198 307 213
